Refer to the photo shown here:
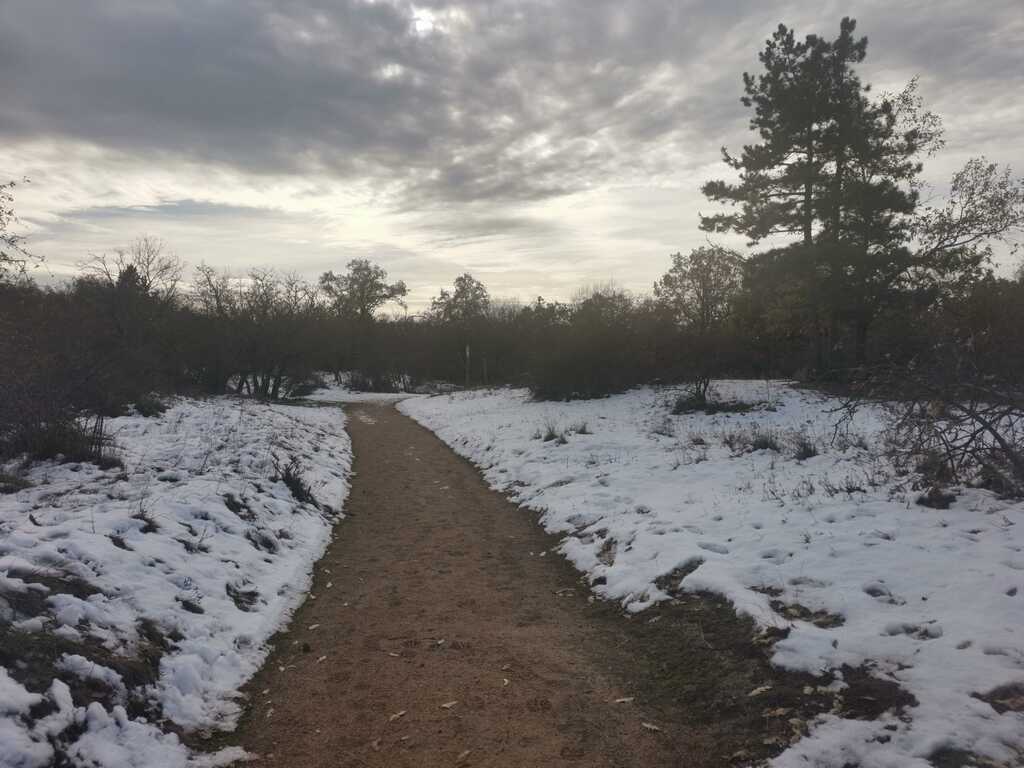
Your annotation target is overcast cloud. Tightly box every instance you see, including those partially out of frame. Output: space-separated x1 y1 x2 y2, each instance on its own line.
2 0 1022 307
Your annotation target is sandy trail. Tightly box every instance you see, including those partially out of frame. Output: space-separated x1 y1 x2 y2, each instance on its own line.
230 403 721 766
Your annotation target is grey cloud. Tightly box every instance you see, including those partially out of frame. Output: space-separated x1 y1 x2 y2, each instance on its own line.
1 0 1021 210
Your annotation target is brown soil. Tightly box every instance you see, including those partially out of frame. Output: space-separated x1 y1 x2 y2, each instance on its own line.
220 403 835 767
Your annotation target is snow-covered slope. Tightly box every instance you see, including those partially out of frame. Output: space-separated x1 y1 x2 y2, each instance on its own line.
0 398 351 767
400 383 1024 768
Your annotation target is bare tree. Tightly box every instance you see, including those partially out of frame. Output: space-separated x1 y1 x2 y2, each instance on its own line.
911 159 1024 298
654 246 744 403
654 245 743 333
193 263 238 318
81 236 185 303
0 179 37 281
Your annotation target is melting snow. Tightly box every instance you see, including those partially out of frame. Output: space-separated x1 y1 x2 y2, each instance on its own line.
401 381 1024 767
0 397 350 767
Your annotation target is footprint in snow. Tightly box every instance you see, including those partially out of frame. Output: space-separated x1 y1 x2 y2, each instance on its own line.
884 621 943 640
698 541 729 555
864 582 906 605
790 576 831 588
760 548 789 563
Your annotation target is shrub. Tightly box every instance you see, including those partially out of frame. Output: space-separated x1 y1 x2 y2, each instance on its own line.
750 428 780 452
528 286 655 400
275 456 317 506
0 472 31 494
134 394 167 417
671 391 759 415
286 382 318 399
542 420 567 444
721 426 780 453
4 414 122 469
792 433 819 460
650 417 676 438
721 428 746 453
348 370 402 393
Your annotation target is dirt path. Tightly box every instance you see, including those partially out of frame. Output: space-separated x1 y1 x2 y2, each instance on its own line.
226 403 805 767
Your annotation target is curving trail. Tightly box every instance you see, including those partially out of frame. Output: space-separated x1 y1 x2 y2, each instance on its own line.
228 403 746 767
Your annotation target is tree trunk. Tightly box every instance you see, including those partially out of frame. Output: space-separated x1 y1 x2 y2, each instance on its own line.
803 129 815 246
854 317 870 368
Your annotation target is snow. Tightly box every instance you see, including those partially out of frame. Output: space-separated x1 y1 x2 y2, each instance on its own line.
0 397 351 767
305 387 406 403
304 380 420 404
400 382 1024 767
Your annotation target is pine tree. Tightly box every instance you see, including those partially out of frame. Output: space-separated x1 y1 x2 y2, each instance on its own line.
701 18 869 246
701 18 930 369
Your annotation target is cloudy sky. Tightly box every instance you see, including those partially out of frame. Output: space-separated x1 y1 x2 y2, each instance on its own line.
2 0 1022 309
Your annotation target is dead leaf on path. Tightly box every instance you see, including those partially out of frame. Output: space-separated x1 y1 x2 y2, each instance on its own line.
502 678 510 687
764 707 790 717
389 710 407 722
441 701 458 709
308 623 320 630
457 749 472 763
747 685 772 697
641 722 661 732
614 697 635 704
388 652 401 657
316 655 327 663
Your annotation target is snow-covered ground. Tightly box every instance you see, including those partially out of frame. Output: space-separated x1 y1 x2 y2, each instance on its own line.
0 397 351 767
303 381 413 403
400 382 1024 768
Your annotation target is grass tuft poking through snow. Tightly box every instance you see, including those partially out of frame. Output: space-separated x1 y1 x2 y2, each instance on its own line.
0 397 351 767
401 381 1024 768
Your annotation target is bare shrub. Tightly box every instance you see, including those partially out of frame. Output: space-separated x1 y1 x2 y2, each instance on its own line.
720 426 780 454
650 417 676 438
839 355 1024 497
750 428 781 452
133 394 167 417
791 433 819 460
274 456 317 506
